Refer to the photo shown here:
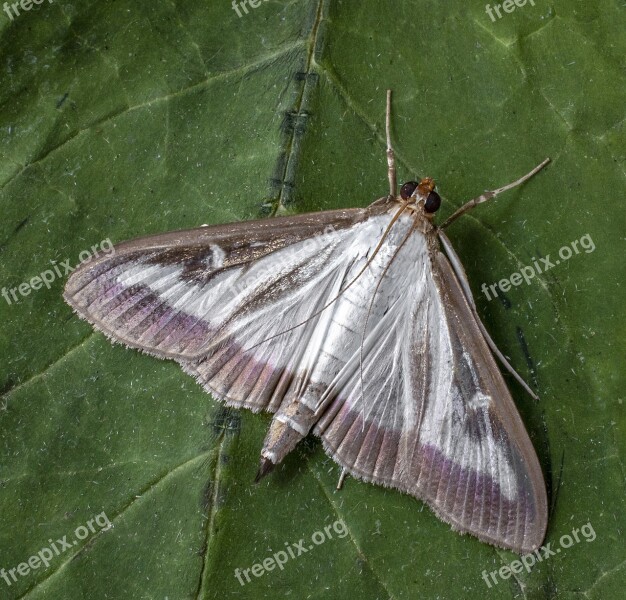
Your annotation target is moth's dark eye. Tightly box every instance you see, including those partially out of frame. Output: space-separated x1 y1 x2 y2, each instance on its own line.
400 181 418 200
424 191 441 213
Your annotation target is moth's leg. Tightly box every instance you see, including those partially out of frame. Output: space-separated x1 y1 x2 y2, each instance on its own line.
386 89 397 200
437 229 539 400
336 467 348 490
440 158 550 229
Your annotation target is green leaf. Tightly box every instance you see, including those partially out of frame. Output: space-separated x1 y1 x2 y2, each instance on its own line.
0 0 624 598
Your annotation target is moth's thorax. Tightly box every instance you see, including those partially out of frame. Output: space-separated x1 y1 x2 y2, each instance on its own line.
387 198 438 235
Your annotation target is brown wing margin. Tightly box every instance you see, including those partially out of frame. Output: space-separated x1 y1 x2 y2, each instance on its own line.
431 252 548 552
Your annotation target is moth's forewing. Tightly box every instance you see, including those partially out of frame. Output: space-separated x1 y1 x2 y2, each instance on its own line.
315 238 547 554
64 207 379 358
63 205 389 411
435 252 547 551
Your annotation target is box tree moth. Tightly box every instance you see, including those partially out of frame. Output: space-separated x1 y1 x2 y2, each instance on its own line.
64 91 549 554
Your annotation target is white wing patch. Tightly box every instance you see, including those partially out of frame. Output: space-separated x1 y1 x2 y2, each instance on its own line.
310 229 519 501
469 392 491 410
208 244 226 268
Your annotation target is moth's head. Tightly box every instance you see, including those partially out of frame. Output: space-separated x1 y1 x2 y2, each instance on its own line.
399 178 441 218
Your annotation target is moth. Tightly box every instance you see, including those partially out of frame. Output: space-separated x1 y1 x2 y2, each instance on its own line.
64 91 549 554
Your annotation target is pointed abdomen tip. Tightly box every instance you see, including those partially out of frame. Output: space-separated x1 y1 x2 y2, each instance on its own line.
254 456 275 483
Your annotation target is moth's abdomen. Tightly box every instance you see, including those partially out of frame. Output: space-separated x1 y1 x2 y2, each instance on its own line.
256 214 428 472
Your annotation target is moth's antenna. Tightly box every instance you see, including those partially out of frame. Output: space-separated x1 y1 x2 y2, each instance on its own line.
440 158 550 229
244 202 410 352
386 89 397 199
